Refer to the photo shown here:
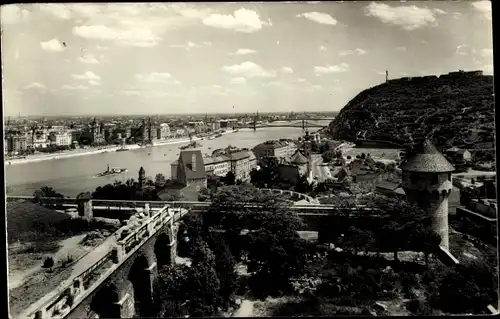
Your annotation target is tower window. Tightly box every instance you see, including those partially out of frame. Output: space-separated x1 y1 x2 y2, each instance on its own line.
448 172 451 181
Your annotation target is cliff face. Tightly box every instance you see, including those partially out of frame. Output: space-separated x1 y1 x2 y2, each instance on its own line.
328 71 494 150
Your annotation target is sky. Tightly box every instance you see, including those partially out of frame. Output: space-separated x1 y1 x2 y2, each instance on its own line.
1 1 494 116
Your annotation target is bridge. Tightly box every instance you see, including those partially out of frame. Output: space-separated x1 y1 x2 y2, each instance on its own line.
8 195 377 319
13 205 187 319
238 119 330 131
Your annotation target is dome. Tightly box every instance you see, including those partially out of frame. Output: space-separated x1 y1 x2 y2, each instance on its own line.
400 139 455 173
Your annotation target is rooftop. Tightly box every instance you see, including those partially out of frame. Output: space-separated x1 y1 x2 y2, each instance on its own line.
400 139 455 173
178 150 206 180
290 150 309 165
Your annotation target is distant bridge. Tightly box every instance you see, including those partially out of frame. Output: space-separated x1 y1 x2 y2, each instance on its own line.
238 119 330 131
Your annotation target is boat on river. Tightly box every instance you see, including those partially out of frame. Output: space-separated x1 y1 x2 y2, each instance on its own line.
95 164 128 177
116 147 129 152
179 141 202 150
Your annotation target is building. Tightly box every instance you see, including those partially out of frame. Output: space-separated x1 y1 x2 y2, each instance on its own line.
204 156 231 177
6 135 27 154
253 139 297 165
228 150 255 181
170 161 179 180
375 180 406 199
203 149 257 181
176 150 207 190
48 131 72 146
445 147 472 164
400 139 455 250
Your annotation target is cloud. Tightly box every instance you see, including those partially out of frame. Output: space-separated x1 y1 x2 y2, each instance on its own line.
73 25 161 47
62 84 88 90
455 44 468 56
339 48 367 56
222 62 276 78
169 41 211 50
78 54 100 64
96 44 108 51
452 12 462 19
319 45 328 52
295 78 307 83
136 72 175 83
122 90 141 96
89 80 101 86
40 39 65 52
479 48 493 57
230 77 247 84
296 12 338 26
433 8 447 15
1 4 30 24
396 47 407 52
364 2 439 30
39 4 72 19
232 49 257 55
280 67 294 74
68 4 214 47
202 8 271 33
471 1 492 20
314 63 349 75
72 71 101 82
24 82 46 90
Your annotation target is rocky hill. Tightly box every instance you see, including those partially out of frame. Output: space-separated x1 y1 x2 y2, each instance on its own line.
328 70 495 150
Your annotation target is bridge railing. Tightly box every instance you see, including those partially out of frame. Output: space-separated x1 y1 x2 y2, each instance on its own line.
20 205 183 319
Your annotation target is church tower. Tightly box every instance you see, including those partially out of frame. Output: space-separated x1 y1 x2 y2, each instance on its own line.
138 166 146 188
400 139 455 250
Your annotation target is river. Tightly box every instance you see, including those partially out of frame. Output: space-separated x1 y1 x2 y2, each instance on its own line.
5 126 325 197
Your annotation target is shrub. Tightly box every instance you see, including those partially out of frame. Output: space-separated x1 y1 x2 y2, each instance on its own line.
43 256 54 268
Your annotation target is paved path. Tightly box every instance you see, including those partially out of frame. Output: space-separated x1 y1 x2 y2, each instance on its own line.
311 155 331 183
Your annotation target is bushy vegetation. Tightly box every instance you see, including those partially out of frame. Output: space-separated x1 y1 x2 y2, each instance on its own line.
329 74 494 152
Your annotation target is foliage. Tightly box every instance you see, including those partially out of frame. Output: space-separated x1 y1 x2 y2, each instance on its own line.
295 175 314 194
33 186 64 203
155 173 166 188
221 171 236 186
42 256 54 268
428 260 498 314
91 179 159 200
328 74 494 150
250 157 281 188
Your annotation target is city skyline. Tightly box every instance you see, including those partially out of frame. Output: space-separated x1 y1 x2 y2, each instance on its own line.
1 1 494 116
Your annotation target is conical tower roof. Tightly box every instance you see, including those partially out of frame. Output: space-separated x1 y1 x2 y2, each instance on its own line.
400 139 455 173
290 150 308 165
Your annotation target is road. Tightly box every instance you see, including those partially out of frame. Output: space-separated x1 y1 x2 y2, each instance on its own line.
310 155 332 183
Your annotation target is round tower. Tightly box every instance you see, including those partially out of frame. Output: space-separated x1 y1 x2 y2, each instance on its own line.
400 139 455 250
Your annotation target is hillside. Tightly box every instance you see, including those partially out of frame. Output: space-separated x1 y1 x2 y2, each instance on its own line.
328 71 495 150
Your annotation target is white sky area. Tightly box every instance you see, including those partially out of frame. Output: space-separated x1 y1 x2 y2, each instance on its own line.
1 1 493 116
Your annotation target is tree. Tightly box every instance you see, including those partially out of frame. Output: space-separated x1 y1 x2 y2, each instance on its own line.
221 171 236 186
295 175 313 194
250 157 280 188
33 186 64 204
322 151 335 163
155 173 166 188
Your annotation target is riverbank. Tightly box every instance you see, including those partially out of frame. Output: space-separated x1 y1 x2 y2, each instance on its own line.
5 130 237 166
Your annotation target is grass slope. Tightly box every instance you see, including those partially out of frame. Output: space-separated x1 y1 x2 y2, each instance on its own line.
328 72 494 150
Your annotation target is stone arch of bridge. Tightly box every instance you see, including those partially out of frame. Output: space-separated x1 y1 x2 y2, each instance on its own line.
154 232 172 269
89 283 121 319
128 254 153 317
